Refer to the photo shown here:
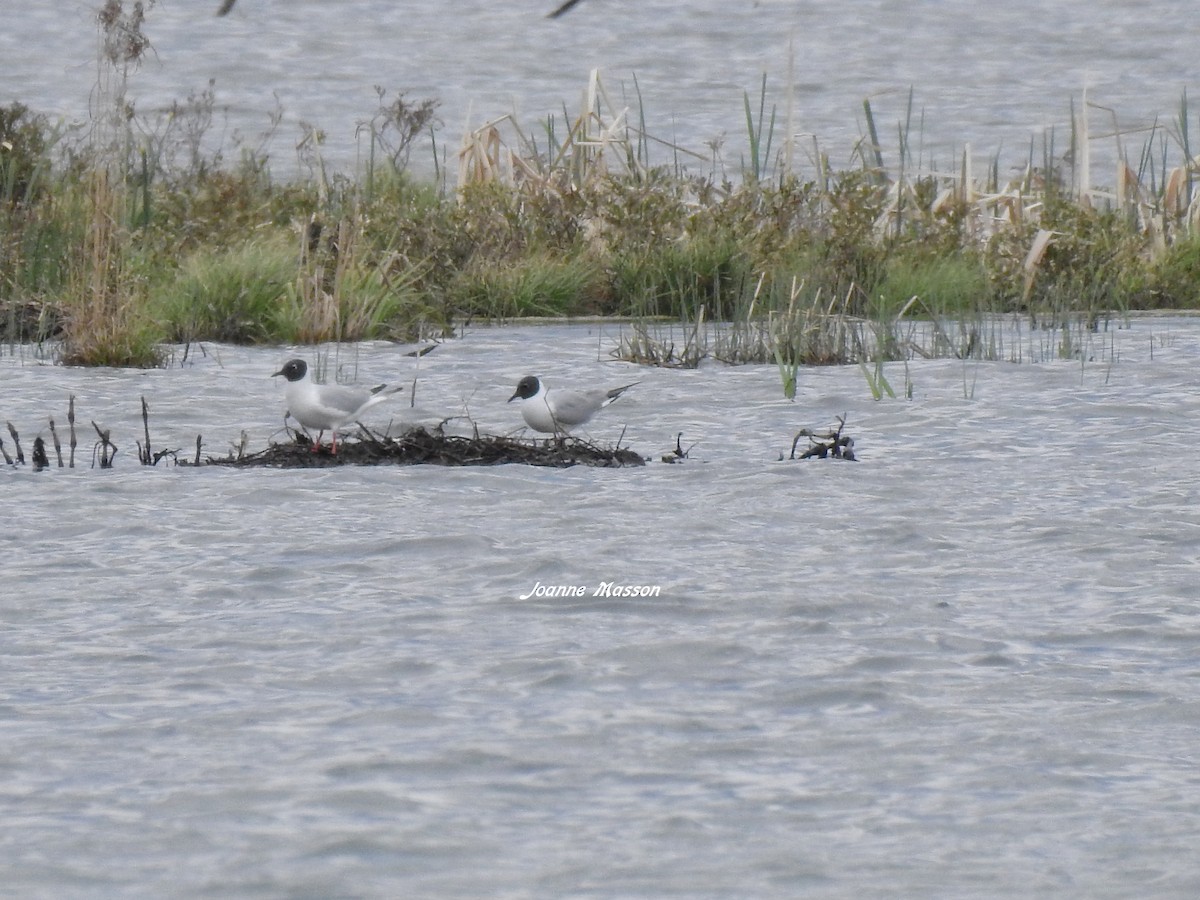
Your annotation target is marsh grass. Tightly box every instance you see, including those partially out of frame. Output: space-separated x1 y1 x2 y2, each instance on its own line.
448 252 602 319
156 236 295 343
614 313 707 369
283 215 423 343
4 12 1200 374
0 104 74 347
55 1 163 367
58 169 163 367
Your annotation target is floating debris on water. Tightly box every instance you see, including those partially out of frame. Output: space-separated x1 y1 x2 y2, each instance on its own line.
786 415 857 461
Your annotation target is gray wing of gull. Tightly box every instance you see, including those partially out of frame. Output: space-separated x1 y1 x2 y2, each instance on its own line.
548 389 611 427
316 383 388 420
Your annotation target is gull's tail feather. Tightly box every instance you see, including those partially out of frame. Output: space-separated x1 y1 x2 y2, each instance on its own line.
603 382 640 406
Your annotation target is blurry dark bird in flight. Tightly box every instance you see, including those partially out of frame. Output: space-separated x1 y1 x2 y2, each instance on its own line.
547 0 586 17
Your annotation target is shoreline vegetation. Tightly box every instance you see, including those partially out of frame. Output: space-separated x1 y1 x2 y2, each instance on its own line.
3 1 1200 376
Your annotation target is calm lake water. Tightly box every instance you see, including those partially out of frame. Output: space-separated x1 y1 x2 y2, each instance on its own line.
2 0 1199 179
2 319 1200 897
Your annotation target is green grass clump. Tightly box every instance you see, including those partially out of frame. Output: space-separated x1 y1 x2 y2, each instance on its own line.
447 253 603 319
155 237 295 343
0 102 56 206
610 232 754 320
874 253 990 317
1141 232 1200 308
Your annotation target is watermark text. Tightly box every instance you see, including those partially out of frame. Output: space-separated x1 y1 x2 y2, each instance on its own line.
518 580 662 600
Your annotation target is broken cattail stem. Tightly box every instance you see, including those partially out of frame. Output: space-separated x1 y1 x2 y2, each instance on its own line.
194 435 202 466
0 437 12 466
49 417 64 467
141 396 151 465
32 437 49 472
68 395 77 468
91 421 115 468
6 421 24 465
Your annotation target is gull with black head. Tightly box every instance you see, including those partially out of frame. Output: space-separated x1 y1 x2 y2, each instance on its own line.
272 358 402 453
508 374 638 435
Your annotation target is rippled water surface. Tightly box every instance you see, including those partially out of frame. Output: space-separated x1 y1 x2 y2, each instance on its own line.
2 0 1198 176
3 320 1200 897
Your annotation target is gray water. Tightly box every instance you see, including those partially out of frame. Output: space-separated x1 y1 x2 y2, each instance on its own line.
2 0 1199 178
3 319 1200 897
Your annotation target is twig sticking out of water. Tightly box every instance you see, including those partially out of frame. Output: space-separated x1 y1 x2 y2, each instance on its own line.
406 342 436 409
91 421 116 469
194 435 202 466
0 436 12 466
789 414 857 461
140 396 151 465
5 422 24 465
132 397 179 466
48 417 64 467
32 437 49 472
68 396 77 468
661 431 696 464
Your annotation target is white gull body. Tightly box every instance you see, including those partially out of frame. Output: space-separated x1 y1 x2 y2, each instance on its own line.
272 358 401 452
508 374 637 434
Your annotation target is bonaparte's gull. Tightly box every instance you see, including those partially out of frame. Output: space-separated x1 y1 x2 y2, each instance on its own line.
272 358 401 453
508 375 637 434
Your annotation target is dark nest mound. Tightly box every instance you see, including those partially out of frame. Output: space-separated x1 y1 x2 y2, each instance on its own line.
202 426 646 469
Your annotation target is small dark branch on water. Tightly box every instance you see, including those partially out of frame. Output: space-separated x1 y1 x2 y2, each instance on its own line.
6 422 24 465
91 421 116 469
661 431 695 464
32 437 49 472
789 414 857 461
194 435 202 466
0 436 12 466
150 447 180 465
48 417 64 467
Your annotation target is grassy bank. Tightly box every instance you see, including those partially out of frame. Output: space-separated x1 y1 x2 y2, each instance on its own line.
2 3 1199 368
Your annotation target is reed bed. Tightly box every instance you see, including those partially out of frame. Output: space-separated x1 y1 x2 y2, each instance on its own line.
2 3 1199 377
